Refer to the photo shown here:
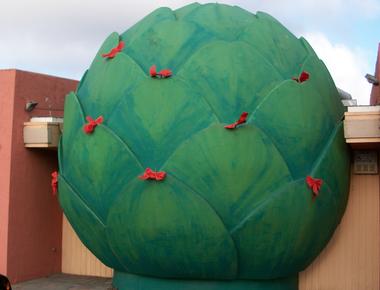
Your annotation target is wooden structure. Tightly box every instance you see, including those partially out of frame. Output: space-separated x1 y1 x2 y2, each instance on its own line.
62 217 113 277
24 119 62 148
344 106 380 145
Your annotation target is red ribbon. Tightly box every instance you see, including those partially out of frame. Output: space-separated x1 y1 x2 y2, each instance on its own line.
51 171 58 195
139 168 166 181
306 175 323 198
292 71 310 83
224 112 248 129
83 116 104 134
102 40 125 59
149 65 172 78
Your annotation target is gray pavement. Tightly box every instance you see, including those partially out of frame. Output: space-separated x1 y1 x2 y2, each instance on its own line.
12 274 114 290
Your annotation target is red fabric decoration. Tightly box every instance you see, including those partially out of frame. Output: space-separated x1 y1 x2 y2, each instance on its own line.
224 112 249 129
292 71 310 83
150 65 157 77
306 176 323 198
158 69 172 78
83 116 104 134
139 168 166 181
102 40 125 59
51 171 58 195
149 65 172 78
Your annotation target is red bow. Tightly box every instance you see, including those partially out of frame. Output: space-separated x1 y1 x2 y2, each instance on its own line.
51 171 58 195
224 112 248 129
149 65 172 78
139 168 166 181
292 71 310 83
306 176 323 198
102 40 125 59
83 116 104 134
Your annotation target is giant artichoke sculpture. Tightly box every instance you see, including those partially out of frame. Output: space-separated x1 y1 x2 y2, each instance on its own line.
58 3 350 290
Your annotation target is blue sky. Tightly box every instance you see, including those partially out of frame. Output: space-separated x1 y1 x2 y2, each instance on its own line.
0 0 379 104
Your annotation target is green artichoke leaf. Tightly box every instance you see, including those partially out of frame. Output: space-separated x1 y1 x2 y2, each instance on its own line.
180 3 255 41
252 78 340 179
239 12 308 78
77 32 146 118
59 3 352 283
61 92 85 174
178 40 283 122
299 37 317 57
231 178 339 279
58 175 126 271
106 176 238 279
121 7 176 46
124 19 214 72
61 92 143 222
173 3 201 19
301 54 345 121
107 78 217 169
231 125 350 280
76 69 88 94
163 124 292 230
311 123 350 218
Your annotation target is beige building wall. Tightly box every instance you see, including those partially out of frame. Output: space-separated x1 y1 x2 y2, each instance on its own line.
62 216 113 278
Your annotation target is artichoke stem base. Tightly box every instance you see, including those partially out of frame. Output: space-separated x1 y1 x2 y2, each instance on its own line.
112 271 298 290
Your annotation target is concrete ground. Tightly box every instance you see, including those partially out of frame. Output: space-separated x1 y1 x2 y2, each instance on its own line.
12 274 114 290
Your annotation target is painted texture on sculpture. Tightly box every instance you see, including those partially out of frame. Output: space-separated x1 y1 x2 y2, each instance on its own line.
58 3 350 289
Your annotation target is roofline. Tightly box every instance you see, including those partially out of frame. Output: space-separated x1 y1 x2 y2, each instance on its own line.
0 68 78 82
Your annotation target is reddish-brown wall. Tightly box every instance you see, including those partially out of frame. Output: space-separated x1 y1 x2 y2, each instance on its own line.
0 70 16 275
0 69 77 283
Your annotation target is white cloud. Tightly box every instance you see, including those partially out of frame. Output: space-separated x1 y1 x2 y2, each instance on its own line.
232 0 380 38
0 0 377 96
235 0 380 19
0 0 211 79
349 0 380 17
304 32 372 105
